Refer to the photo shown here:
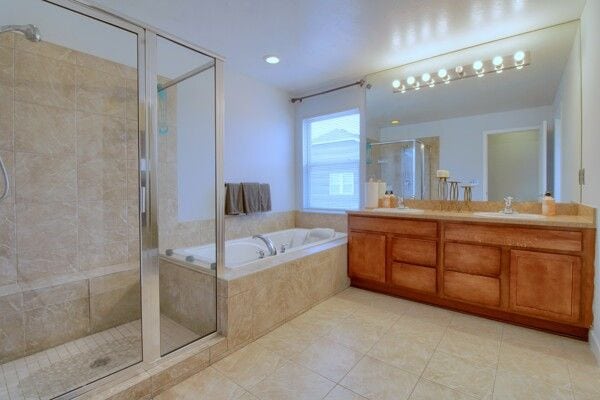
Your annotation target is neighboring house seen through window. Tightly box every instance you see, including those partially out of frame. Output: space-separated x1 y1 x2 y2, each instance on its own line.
302 110 360 210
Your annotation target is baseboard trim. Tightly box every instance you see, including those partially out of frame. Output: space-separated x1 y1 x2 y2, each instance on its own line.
590 328 600 364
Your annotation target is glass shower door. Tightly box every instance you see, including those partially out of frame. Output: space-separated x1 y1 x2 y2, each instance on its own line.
154 36 217 356
0 1 143 398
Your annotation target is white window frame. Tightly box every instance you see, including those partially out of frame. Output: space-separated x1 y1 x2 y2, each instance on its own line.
301 108 361 212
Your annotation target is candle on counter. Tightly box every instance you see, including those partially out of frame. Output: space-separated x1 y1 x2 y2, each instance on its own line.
436 169 450 178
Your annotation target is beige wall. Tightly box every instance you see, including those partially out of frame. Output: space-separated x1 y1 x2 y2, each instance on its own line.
0 34 140 363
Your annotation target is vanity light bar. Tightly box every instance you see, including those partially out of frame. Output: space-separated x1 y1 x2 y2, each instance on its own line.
392 51 530 93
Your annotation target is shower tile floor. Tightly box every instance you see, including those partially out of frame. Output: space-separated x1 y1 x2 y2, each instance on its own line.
0 316 200 400
157 287 600 400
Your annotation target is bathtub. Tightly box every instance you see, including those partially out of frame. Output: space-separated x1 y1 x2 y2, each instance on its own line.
164 228 346 270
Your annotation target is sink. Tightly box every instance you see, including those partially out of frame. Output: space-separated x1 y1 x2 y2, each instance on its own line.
473 211 546 219
370 208 425 214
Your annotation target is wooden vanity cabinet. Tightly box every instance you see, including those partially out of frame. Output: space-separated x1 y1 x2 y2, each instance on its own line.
347 213 596 339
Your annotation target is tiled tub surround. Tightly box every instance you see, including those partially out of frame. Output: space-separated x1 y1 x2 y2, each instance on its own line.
0 34 141 364
159 258 216 341
218 237 349 351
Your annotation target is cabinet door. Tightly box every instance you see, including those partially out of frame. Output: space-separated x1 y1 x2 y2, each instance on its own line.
348 231 386 283
509 250 581 323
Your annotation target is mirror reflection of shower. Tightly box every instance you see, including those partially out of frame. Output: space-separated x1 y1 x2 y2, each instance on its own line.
0 24 42 202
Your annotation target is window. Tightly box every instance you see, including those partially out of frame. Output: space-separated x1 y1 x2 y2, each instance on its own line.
303 110 360 210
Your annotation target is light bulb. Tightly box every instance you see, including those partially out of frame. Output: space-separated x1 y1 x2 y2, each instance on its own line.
264 55 280 64
493 56 503 66
437 69 447 78
473 60 483 71
391 120 400 125
455 65 464 77
400 85 406 93
406 76 416 85
514 50 525 62
392 79 401 89
421 72 431 82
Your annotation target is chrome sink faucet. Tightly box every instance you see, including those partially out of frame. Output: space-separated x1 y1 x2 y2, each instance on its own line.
502 196 514 214
253 234 277 256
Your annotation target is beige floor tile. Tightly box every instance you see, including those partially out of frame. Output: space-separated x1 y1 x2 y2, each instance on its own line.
154 367 247 400
560 338 598 366
449 314 504 340
327 311 395 353
212 342 287 389
293 336 363 382
249 360 335 400
501 325 565 358
498 343 571 390
404 302 455 326
368 330 435 374
288 307 349 337
423 351 495 399
389 315 448 347
437 329 500 368
340 356 419 400
324 385 368 400
410 379 477 400
568 361 600 397
312 294 360 317
254 323 314 359
493 370 574 400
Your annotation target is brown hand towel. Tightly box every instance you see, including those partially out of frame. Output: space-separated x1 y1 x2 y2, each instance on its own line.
225 183 243 215
259 183 271 212
241 182 261 214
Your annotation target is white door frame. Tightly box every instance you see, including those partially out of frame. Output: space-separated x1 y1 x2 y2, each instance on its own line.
482 125 542 200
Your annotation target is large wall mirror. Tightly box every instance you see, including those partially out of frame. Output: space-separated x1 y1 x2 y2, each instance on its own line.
366 21 582 203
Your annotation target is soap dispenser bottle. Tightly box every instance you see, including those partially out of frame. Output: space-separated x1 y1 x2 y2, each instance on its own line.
542 192 556 216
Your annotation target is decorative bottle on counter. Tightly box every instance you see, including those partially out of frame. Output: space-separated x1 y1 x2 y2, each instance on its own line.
542 192 556 216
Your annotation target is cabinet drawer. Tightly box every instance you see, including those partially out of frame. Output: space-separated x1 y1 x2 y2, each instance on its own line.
391 262 436 293
391 237 437 267
510 250 581 322
349 216 437 238
444 271 500 307
445 223 582 252
444 243 501 276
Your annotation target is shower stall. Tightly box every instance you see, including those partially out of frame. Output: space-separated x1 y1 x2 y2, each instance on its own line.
0 1 223 399
368 139 434 200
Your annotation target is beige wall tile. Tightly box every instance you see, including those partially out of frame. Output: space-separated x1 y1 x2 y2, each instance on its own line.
0 191 16 286
76 51 131 78
23 297 90 355
0 301 25 362
22 280 88 311
150 348 210 394
78 157 126 201
0 32 14 48
16 201 77 255
90 283 140 332
15 50 76 110
79 241 129 271
0 82 13 151
78 200 128 245
77 112 126 162
17 246 79 283
126 79 138 122
14 101 76 155
251 267 287 337
295 211 348 233
126 118 139 160
15 152 77 202
225 291 253 349
15 34 76 64
76 65 126 118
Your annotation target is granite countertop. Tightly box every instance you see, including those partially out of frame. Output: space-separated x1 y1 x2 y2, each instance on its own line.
348 208 596 229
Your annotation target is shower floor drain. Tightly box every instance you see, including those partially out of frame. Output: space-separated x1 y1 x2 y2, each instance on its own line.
90 357 111 368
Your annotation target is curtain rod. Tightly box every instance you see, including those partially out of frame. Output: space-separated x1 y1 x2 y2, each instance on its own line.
290 79 367 103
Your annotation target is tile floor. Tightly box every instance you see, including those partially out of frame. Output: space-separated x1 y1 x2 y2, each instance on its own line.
0 315 200 400
156 287 600 400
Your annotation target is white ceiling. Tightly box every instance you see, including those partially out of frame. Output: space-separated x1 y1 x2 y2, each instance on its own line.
93 0 586 95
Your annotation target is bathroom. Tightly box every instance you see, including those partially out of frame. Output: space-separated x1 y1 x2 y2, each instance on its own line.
0 0 599 399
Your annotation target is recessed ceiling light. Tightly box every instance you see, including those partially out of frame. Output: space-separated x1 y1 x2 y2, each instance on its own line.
392 79 401 89
391 120 400 125
264 55 280 64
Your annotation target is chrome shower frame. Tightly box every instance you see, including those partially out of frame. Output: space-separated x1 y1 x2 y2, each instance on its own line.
18 1 226 398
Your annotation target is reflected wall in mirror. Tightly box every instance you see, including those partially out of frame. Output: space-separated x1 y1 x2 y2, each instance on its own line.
366 21 581 203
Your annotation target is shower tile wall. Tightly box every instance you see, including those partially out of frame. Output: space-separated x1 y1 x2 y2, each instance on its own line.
0 34 140 363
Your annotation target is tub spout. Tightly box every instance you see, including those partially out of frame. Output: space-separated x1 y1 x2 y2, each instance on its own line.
252 234 277 256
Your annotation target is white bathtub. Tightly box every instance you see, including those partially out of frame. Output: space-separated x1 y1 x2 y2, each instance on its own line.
166 228 346 270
